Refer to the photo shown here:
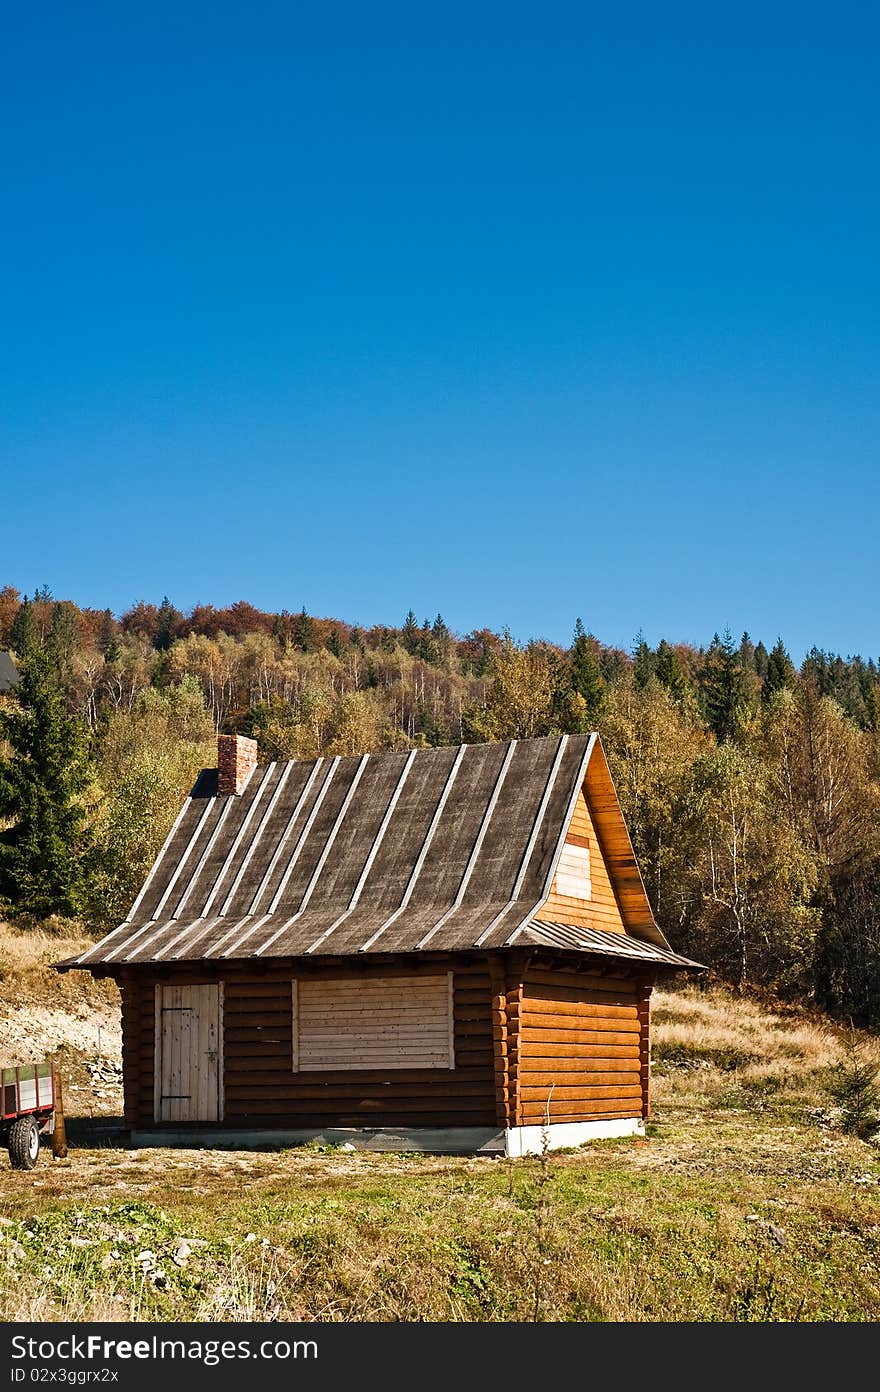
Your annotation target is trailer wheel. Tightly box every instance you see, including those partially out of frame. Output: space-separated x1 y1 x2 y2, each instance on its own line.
8 1116 40 1171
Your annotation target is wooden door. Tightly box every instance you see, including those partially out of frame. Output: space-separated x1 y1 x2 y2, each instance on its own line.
155 984 222 1122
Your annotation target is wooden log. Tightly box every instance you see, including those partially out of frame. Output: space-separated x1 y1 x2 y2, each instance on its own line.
519 1069 640 1087
525 983 637 1007
520 1100 641 1120
520 1084 642 1102
518 1043 640 1061
525 969 637 992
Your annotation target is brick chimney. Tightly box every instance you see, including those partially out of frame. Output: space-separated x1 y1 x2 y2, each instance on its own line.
217 733 258 796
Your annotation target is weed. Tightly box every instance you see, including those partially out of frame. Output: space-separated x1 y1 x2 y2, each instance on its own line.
828 1033 880 1139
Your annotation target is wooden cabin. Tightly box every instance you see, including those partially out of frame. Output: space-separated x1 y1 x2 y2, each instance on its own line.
58 733 701 1156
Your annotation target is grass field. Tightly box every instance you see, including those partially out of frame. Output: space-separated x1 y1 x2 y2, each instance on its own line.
0 921 878 1322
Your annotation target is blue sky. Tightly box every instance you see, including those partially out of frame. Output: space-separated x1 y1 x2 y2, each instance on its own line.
2 3 878 660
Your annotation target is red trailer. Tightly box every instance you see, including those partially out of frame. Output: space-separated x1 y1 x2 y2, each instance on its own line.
1 1063 57 1169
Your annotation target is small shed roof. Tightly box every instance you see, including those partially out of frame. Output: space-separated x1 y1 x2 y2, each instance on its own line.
0 652 19 693
62 733 700 971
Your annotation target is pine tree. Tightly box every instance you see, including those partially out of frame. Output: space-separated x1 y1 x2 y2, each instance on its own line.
0 646 93 918
702 629 750 741
739 632 756 673
99 609 120 664
763 638 796 702
325 627 343 658
10 598 37 658
655 639 688 698
47 601 78 676
753 640 769 682
154 596 181 652
401 610 420 655
632 631 654 689
292 607 315 653
570 619 605 721
431 614 452 666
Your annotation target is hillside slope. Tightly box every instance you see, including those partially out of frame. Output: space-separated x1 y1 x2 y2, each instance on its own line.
0 922 121 1113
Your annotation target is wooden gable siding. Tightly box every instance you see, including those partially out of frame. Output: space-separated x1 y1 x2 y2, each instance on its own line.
516 963 650 1124
541 786 627 934
120 957 495 1130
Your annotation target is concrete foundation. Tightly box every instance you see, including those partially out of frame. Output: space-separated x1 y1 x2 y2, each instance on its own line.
129 1116 644 1157
503 1116 645 1157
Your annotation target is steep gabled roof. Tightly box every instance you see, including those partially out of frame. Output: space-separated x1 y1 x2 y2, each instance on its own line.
61 733 698 970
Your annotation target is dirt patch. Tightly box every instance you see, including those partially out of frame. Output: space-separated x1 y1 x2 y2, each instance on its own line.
0 920 122 1113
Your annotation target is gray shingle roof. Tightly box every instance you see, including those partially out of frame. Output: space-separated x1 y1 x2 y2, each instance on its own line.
62 734 696 971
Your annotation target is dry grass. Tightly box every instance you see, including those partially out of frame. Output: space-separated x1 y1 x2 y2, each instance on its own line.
651 984 880 1113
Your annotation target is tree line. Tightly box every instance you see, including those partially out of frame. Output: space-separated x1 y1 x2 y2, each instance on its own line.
1 585 879 1026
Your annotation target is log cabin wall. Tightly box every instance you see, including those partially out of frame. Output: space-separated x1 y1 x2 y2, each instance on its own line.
517 958 652 1126
119 955 496 1130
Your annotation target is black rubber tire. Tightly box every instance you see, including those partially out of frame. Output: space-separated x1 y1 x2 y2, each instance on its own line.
8 1116 40 1171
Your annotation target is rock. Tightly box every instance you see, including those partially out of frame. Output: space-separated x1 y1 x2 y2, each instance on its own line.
339 1142 356 1153
768 1225 787 1247
172 1241 191 1268
69 1237 92 1248
135 1249 156 1269
244 1232 257 1243
100 1253 116 1271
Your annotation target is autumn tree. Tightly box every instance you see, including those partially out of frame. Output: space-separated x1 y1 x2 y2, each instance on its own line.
685 742 816 990
89 677 215 924
600 675 709 930
465 632 559 741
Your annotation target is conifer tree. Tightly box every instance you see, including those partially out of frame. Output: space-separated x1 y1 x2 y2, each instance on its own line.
0 646 93 918
739 632 756 673
401 610 420 655
47 601 79 676
702 629 750 741
98 608 117 657
570 619 605 721
10 597 37 658
154 596 182 652
764 638 796 701
632 631 655 689
655 639 688 698
292 607 315 652
753 640 769 682
431 614 451 665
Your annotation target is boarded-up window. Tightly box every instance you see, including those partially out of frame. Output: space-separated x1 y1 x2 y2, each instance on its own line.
555 843 591 899
293 974 455 1071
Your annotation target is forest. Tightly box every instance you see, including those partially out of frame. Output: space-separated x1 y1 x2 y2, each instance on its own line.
0 584 878 1026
